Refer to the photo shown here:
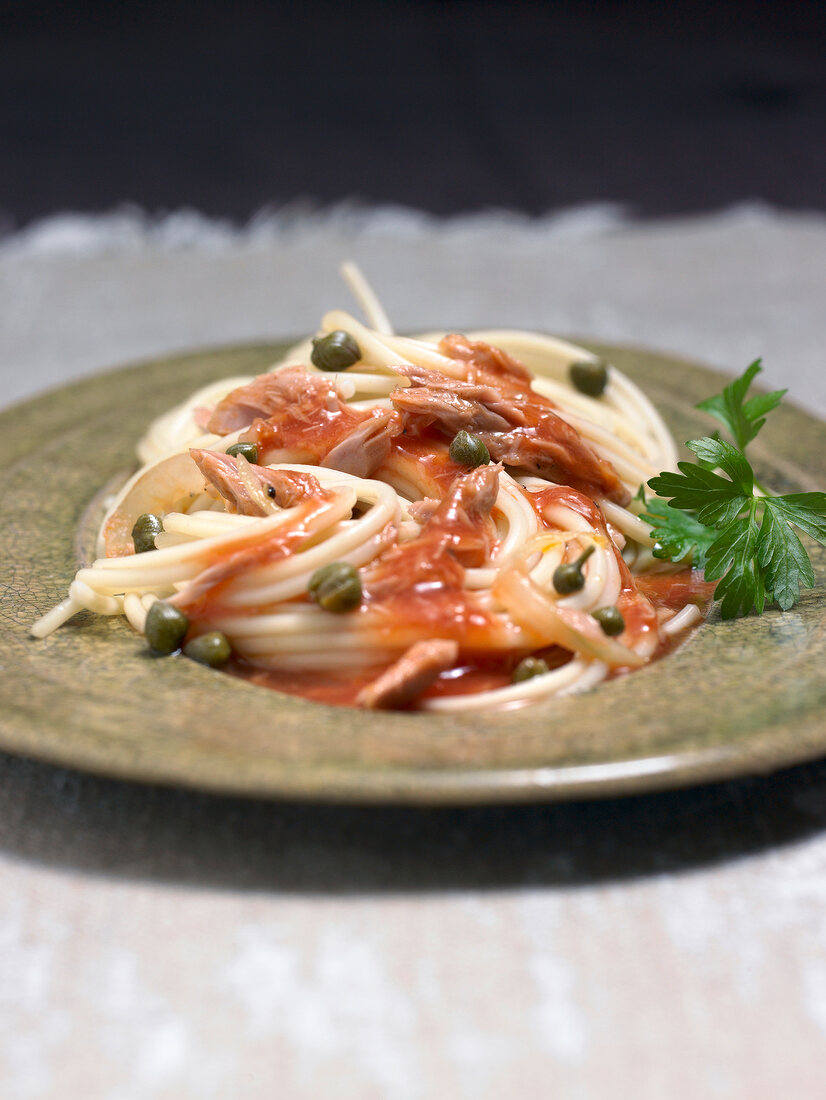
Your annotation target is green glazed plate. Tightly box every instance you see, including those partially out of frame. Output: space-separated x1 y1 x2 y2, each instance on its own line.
1 342 824 805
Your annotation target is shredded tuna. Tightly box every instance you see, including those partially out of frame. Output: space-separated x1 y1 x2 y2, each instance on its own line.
391 382 514 434
207 368 335 435
355 639 460 709
320 410 402 478
406 497 440 525
392 365 527 431
427 462 501 565
439 334 535 387
190 449 325 514
477 418 629 504
390 337 629 506
192 406 213 431
364 464 500 598
211 366 398 471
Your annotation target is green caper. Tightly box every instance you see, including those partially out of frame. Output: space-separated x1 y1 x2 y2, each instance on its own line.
552 545 596 595
592 606 625 636
183 631 232 668
131 513 163 554
512 656 550 683
569 359 609 397
449 430 491 468
226 441 259 463
311 330 361 371
144 601 189 655
308 562 362 612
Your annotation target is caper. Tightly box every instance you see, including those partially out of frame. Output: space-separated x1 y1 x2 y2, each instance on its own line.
144 601 189 655
183 631 232 667
308 561 362 612
449 430 490 468
552 545 596 595
569 359 609 397
311 330 361 371
226 441 259 463
512 656 550 683
131 513 163 554
592 606 625 636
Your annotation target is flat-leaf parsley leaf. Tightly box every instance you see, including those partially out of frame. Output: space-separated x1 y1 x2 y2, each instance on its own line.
696 359 786 452
642 362 826 618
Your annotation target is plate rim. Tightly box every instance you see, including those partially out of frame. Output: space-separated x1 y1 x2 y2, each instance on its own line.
2 337 825 805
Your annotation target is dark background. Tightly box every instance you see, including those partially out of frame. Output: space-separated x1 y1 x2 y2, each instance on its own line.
2 0 825 230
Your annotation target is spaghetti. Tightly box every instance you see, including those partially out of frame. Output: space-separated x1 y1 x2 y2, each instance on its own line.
32 268 709 710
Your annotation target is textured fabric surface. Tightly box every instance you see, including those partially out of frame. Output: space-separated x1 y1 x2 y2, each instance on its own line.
1 206 825 1099
2 203 826 415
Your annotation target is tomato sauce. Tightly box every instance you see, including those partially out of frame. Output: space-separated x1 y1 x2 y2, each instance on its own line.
229 662 388 708
385 431 464 497
231 648 574 710
174 495 336 622
246 402 369 464
195 350 712 710
636 569 717 614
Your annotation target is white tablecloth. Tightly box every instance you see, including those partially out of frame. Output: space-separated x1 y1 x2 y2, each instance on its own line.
1 204 825 1099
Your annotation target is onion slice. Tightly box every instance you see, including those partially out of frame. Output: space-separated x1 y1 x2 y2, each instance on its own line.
493 564 646 668
99 452 205 557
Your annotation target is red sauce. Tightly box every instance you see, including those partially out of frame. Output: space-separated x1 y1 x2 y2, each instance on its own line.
193 351 710 710
232 648 574 709
522 483 606 529
421 646 571 701
636 570 717 613
384 432 463 497
218 462 711 708
356 464 502 648
359 589 498 650
610 568 715 674
230 662 388 708
247 402 370 464
174 494 336 622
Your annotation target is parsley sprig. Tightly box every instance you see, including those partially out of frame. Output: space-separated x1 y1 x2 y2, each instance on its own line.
642 361 826 619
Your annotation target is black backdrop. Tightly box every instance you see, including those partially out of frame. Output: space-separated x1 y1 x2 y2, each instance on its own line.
2 0 825 228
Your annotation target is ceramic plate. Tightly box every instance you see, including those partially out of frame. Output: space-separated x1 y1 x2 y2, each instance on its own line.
2 342 824 804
